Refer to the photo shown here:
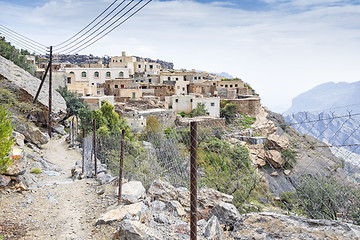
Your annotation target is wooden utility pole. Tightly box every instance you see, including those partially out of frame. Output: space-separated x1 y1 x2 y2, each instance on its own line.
48 46 53 138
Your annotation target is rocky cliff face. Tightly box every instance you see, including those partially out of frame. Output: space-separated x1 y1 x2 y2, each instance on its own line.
0 55 66 124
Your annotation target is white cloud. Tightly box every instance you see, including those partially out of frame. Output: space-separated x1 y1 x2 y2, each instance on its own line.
1 0 360 113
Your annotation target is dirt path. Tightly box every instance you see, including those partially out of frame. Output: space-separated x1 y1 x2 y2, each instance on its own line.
0 138 117 240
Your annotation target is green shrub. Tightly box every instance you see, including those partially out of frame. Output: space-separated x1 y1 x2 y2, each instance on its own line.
188 103 209 118
30 167 42 174
282 149 298 169
0 106 14 173
178 111 186 117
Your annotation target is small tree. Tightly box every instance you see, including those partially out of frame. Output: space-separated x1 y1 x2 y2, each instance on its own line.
0 107 14 173
188 103 209 118
220 102 238 122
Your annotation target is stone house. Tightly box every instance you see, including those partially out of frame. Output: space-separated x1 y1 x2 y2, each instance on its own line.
172 95 220 118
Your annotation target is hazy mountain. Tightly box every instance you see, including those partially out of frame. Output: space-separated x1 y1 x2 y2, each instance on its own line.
212 72 234 79
284 81 360 115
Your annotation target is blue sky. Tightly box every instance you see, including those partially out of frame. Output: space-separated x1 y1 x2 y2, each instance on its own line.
1 0 360 113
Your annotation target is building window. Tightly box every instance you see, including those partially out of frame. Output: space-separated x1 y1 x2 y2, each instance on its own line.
213 83 216 86
94 71 99 78
211 103 215 106
175 99 178 103
150 65 153 69
149 79 152 83
106 72 111 78
81 71 87 78
235 84 238 87
138 65 141 68
67 77 71 84
120 59 123 62
168 77 171 80
182 87 185 91
194 77 197 80
220 85 223 87
91 83 94 86
176 78 178 80
115 85 118 88
121 85 124 88
177 86 180 89
225 85 228 87
119 72 124 78
132 92 136 99
97 91 100 95
69 71 74 75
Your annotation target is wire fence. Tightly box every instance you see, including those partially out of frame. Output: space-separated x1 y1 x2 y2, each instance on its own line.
78 109 360 239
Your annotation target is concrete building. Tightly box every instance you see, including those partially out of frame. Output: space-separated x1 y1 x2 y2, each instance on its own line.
172 95 220 118
109 51 136 75
80 96 115 110
64 67 130 96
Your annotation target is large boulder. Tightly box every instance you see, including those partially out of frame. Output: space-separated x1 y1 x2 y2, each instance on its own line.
11 116 49 147
248 144 267 167
96 202 149 225
147 180 179 203
0 55 66 124
210 202 241 227
0 174 11 187
4 149 27 176
265 150 285 168
118 181 146 204
234 212 360 239
204 216 224 239
266 133 290 151
198 187 233 209
113 220 147 240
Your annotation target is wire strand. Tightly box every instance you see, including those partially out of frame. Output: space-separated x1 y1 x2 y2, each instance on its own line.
54 0 127 51
66 0 152 55
0 24 47 48
54 0 119 47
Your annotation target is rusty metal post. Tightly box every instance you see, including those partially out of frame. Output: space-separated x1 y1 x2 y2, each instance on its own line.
93 119 97 177
82 129 85 175
118 129 125 205
48 46 53 138
190 121 198 240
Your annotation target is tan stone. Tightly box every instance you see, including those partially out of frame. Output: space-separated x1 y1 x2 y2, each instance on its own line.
266 134 290 151
96 202 148 225
270 171 279 177
265 150 285 168
284 170 291 176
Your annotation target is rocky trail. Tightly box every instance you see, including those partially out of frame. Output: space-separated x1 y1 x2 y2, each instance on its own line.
0 138 117 240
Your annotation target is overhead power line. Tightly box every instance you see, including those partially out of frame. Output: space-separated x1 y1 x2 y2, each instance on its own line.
0 24 47 49
54 0 119 48
0 32 47 55
66 0 152 55
55 0 135 54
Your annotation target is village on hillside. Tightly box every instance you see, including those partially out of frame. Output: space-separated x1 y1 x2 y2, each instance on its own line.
33 51 260 130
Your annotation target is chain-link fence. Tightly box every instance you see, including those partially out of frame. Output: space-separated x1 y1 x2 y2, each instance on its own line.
79 108 360 239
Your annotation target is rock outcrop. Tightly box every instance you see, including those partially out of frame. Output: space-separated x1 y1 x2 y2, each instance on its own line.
97 179 360 240
0 55 66 124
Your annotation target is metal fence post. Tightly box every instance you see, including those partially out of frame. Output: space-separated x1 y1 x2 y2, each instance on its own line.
93 119 97 177
118 129 125 205
48 46 53 138
190 121 198 240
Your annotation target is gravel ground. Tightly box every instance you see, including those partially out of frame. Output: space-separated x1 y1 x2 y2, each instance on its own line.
0 138 119 240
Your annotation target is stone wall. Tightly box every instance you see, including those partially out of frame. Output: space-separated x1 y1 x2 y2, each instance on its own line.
175 116 226 129
224 97 261 117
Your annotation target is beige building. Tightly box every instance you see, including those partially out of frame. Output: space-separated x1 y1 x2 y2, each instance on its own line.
172 95 220 118
109 52 136 75
65 67 130 96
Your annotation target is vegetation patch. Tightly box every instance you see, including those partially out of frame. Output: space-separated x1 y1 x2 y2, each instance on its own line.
30 167 42 174
0 107 14 173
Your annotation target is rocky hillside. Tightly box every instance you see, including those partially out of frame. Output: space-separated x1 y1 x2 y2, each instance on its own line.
0 55 66 125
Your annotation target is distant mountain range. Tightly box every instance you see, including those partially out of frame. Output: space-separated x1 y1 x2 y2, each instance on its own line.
283 81 360 179
284 81 360 115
